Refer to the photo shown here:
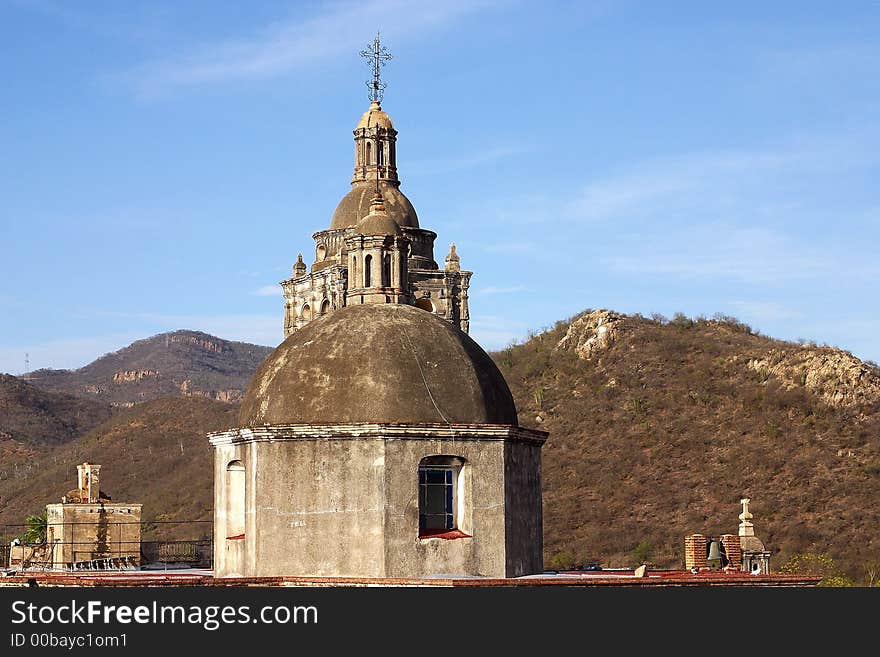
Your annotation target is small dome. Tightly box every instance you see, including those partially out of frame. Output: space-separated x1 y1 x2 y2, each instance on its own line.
356 211 401 236
240 304 518 426
740 536 766 552
355 193 401 236
331 181 419 229
356 101 394 130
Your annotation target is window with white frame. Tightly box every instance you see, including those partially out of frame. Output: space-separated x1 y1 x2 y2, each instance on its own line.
418 456 465 536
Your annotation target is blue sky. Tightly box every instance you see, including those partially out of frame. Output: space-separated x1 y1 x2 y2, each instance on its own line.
1 0 878 374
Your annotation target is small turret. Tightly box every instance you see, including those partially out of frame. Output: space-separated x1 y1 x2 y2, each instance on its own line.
445 243 461 272
293 253 307 277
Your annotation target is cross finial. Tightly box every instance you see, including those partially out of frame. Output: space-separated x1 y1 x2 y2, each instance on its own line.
360 32 392 103
739 498 752 521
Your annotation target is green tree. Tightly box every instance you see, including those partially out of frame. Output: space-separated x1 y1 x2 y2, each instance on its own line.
632 540 653 566
533 387 544 409
779 552 855 587
670 312 694 330
20 509 47 544
546 550 576 571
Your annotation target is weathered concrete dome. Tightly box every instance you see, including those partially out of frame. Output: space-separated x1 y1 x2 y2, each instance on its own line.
240 303 518 426
330 181 419 229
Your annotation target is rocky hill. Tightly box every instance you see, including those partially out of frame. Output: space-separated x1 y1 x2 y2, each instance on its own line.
498 310 880 578
2 313 878 579
24 330 273 407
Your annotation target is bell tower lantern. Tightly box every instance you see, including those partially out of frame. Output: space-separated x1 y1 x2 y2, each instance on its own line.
353 102 398 184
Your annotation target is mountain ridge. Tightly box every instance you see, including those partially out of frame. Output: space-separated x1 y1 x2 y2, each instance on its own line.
2 312 878 579
24 329 273 407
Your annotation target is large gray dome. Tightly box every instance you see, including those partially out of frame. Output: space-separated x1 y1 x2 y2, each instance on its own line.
330 181 419 229
240 304 517 426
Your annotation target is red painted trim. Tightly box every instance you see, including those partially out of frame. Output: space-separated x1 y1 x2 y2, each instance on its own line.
418 528 472 540
226 534 245 540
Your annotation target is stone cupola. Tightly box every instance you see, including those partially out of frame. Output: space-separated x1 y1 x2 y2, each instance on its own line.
352 101 398 185
344 191 410 305
279 40 471 336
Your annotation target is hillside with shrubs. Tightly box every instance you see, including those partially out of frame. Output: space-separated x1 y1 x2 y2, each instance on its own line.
496 310 880 582
2 313 878 583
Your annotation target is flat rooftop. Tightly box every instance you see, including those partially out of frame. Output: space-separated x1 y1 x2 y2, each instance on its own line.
0 568 820 587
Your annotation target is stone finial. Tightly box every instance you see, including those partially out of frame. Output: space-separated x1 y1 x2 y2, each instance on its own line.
445 243 460 272
369 190 387 215
738 497 755 537
293 253 307 277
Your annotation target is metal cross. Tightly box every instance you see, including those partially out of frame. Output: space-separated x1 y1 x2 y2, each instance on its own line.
360 32 392 103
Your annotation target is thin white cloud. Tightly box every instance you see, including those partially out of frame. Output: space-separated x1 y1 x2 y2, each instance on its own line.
564 129 880 224
482 242 536 255
729 301 804 322
602 225 814 283
253 285 281 297
475 285 527 296
531 125 880 285
469 315 528 351
407 145 528 176
602 223 880 284
129 0 501 95
765 41 880 80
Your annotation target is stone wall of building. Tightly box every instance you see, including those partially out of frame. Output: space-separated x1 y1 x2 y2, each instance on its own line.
503 441 544 577
210 425 546 579
383 436 505 579
45 502 141 569
212 442 246 577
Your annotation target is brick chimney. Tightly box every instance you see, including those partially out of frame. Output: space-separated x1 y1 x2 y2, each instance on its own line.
720 534 742 570
685 534 708 570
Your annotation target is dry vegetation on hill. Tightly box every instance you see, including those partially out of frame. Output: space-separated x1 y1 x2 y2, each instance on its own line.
0 374 112 448
2 315 878 581
0 397 236 541
496 310 880 579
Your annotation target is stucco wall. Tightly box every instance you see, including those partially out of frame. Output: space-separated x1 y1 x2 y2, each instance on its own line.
213 443 244 576
211 426 546 579
503 441 544 576
249 438 387 578
383 437 507 578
